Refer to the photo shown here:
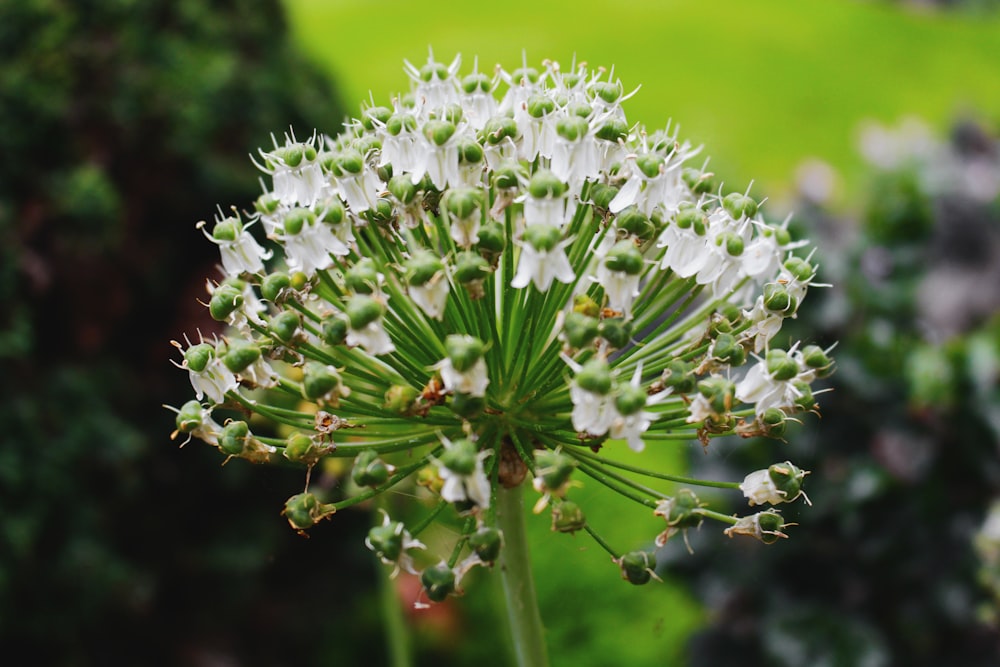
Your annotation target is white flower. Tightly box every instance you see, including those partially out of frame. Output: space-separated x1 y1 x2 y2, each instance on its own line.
570 384 616 436
739 469 786 506
198 215 271 277
281 213 350 276
346 320 395 356
366 510 426 577
511 225 575 291
190 357 238 405
436 436 492 509
408 273 449 320
438 357 490 397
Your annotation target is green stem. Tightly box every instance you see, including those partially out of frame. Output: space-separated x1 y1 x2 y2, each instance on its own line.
496 484 549 667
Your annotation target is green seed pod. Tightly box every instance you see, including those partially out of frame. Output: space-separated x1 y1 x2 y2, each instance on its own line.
212 217 240 241
175 400 205 433
763 283 797 315
423 119 456 146
756 510 787 544
801 344 834 377
469 526 503 563
462 72 491 94
254 193 280 216
405 251 445 287
575 358 613 395
345 258 379 294
368 522 404 562
616 207 654 240
438 103 463 125
674 207 707 233
439 438 479 475
713 333 746 366
336 149 364 175
766 349 799 381
353 135 382 160
209 284 243 321
302 362 343 401
445 187 483 220
445 334 485 372
636 154 665 179
556 116 589 142
605 240 644 275
362 105 392 130
619 551 656 585
590 80 622 104
527 169 566 199
551 500 586 534
526 93 555 118
590 183 620 210
535 449 577 493
481 116 519 146
697 377 735 415
261 272 291 302
321 314 349 346
522 223 562 252
718 231 745 257
421 563 456 602
723 192 759 219
661 359 696 394
768 461 808 503
682 167 713 194
222 339 261 373
453 250 490 284
476 220 506 255
449 392 485 420
388 173 419 204
284 492 327 532
563 311 600 349
783 256 814 282
346 295 383 330
268 310 301 344
352 449 391 487
220 420 250 456
184 343 214 373
458 139 484 165
595 118 629 143
599 317 632 349
289 271 309 291
760 408 788 438
283 433 315 464
363 197 394 225
793 381 817 412
615 383 647 416
664 488 704 530
386 113 417 137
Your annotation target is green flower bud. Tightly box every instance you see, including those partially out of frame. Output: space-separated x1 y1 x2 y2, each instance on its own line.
445 187 483 219
220 420 250 456
568 101 592 118
345 258 379 294
209 284 243 321
254 194 280 216
595 118 629 143
222 339 261 373
527 169 566 199
420 61 449 82
321 314 349 346
551 500 586 534
563 311 600 349
599 317 632 349
522 223 562 252
423 119 456 146
783 256 814 282
556 116 589 142
760 408 788 438
289 271 309 291
302 362 343 401
184 343 214 373
576 358 613 394
636 154 665 179
453 250 490 284
605 240 644 275
682 167 714 194
526 93 555 118
722 192 759 219
353 134 382 158
421 563 456 602
615 383 647 416
321 203 346 227
352 449 391 487
619 551 656 585
445 334 485 372
616 207 655 240
535 449 576 493
766 349 799 381
261 272 291 302
175 400 206 433
792 380 817 412
449 392 485 420
268 310 301 344
476 221 506 254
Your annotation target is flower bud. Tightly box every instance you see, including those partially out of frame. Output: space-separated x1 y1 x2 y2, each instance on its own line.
458 139 484 165
616 207 655 240
481 116 519 145
510 66 539 84
468 526 503 563
335 149 364 175
800 344 834 377
599 317 632 349
575 358 613 394
184 343 214 373
783 256 814 282
362 105 392 131
462 72 491 94
388 173 419 204
527 170 566 199
386 113 417 137
344 258 379 294
302 362 345 402
605 241 644 275
635 154 664 179
526 93 555 119
763 283 797 315
321 313 349 346
421 563 457 602
222 339 261 373
595 118 629 143
551 500 586 534
476 221 506 255
283 208 314 236
717 231 745 257
363 198 394 225
556 116 589 142
352 448 392 487
212 216 241 241
618 550 656 585
792 380 817 412
722 192 758 219
209 284 243 321
423 119 456 146
563 311 600 349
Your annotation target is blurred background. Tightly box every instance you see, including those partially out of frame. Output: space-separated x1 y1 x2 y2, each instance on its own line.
2 0 999 665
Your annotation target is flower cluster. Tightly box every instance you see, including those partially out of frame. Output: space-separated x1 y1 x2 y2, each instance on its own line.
169 54 832 602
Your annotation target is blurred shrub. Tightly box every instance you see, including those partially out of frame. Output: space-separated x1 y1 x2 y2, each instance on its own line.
681 117 1000 666
0 2 390 665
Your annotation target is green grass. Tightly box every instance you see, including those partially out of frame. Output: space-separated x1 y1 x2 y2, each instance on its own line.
284 0 1000 205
